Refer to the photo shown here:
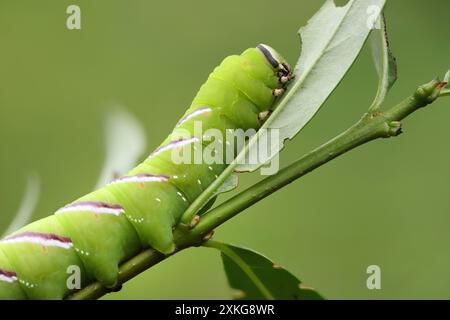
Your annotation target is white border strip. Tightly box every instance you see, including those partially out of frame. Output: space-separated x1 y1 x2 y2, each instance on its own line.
1 236 73 249
176 108 212 127
55 204 124 216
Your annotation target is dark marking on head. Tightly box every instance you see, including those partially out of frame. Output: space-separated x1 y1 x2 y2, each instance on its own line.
256 44 279 69
281 63 291 74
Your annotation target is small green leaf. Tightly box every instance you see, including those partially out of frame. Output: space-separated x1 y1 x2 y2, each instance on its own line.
444 70 450 88
205 241 323 300
368 13 397 111
438 70 450 97
444 70 450 84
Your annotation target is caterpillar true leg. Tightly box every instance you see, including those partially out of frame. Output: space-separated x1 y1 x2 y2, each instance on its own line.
258 110 271 122
272 88 285 97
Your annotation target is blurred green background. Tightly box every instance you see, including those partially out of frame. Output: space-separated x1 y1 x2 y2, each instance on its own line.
1 0 449 299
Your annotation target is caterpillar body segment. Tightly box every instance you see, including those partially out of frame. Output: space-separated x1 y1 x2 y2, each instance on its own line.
210 55 276 110
0 216 90 299
0 44 291 299
141 136 228 202
55 188 142 287
105 172 188 254
0 248 26 300
186 84 262 133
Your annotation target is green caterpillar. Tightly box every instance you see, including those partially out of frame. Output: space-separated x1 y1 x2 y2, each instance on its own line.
0 44 292 300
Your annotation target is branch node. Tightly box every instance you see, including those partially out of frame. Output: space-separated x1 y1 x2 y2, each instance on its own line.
370 111 383 118
387 121 403 137
414 78 442 106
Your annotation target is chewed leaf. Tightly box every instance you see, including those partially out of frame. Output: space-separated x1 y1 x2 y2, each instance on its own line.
2 173 40 238
205 241 323 300
180 0 387 223
95 107 147 189
368 13 397 111
236 0 386 172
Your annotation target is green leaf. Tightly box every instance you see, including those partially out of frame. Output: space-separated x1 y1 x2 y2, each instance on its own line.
368 13 397 111
444 70 450 84
205 241 323 300
180 0 387 223
236 0 387 172
439 70 450 97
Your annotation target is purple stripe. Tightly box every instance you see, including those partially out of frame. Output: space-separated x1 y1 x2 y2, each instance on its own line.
149 137 199 158
62 201 123 210
176 107 212 127
0 268 16 278
5 231 72 244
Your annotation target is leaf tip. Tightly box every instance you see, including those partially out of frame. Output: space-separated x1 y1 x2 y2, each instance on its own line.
443 69 450 84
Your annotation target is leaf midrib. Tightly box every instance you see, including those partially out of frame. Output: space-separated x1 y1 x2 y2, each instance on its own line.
205 241 274 300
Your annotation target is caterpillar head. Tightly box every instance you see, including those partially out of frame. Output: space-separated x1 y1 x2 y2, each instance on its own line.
256 43 292 81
